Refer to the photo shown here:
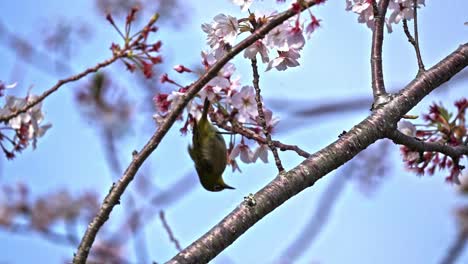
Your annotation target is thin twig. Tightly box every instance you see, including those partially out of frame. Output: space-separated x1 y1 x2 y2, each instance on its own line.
159 210 182 251
412 0 425 72
0 55 122 123
370 0 390 101
439 231 467 264
386 130 468 160
403 16 425 74
215 120 310 158
250 57 284 172
72 2 319 263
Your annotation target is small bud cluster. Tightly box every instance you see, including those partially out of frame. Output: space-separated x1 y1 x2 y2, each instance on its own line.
0 82 51 159
107 7 163 78
398 98 468 182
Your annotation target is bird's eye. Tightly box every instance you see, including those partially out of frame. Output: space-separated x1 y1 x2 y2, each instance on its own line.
213 185 223 191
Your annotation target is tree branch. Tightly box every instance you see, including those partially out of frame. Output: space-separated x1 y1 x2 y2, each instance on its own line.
251 57 284 172
371 0 390 101
402 1 426 74
215 121 310 158
386 130 468 159
0 55 121 123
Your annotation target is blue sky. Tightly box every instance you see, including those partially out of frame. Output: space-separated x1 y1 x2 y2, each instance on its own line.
1 0 467 263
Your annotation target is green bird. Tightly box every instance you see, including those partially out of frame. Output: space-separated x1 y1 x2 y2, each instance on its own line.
188 98 235 192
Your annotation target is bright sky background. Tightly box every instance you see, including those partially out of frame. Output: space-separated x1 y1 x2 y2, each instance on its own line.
1 0 467 263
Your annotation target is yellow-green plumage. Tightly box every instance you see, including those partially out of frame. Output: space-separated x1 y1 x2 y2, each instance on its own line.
188 99 234 192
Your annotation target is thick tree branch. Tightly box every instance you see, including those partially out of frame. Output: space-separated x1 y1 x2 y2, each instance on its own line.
167 44 468 263
72 2 320 263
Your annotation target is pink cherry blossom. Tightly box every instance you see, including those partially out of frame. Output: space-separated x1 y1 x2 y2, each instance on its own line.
266 48 300 71
244 40 270 63
253 144 269 163
230 141 254 164
231 86 258 123
232 0 253 12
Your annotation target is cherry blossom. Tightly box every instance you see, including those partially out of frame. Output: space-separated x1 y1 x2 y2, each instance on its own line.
346 0 426 33
265 22 291 51
199 85 223 102
397 120 416 137
230 141 254 164
261 108 280 133
253 144 269 163
231 86 258 123
201 50 217 68
286 22 306 50
202 14 239 56
305 15 321 38
0 81 17 97
266 48 301 71
388 0 425 24
244 40 270 63
232 0 254 12
1 95 51 149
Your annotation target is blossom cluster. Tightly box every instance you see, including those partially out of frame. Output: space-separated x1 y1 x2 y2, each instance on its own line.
151 2 326 170
346 0 425 33
0 82 51 159
155 55 281 170
205 1 323 71
398 98 468 183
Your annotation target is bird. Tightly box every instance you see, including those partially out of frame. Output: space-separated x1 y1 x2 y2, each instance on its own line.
188 98 235 192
